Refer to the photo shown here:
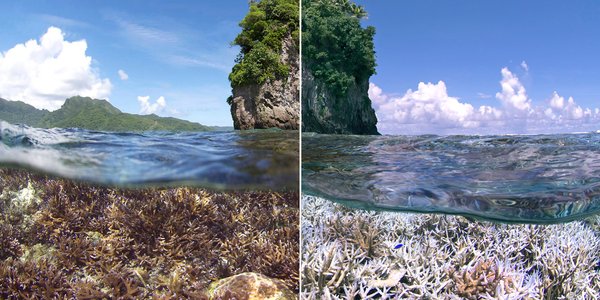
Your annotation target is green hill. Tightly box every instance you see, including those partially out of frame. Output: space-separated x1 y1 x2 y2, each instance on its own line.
0 96 212 132
0 98 48 126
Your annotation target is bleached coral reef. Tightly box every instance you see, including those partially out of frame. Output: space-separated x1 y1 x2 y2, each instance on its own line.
301 196 600 299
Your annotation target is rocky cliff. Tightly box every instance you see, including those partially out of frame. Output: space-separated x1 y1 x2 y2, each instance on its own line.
302 66 378 134
230 34 299 130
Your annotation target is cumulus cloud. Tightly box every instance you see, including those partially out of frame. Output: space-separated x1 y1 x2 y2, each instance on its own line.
371 81 505 134
118 69 129 80
371 67 600 134
374 81 478 129
0 27 112 110
137 95 167 115
496 67 531 114
521 60 529 72
368 82 387 109
544 91 586 121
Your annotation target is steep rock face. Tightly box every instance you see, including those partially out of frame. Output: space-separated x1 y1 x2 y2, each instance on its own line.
230 35 299 130
302 66 378 135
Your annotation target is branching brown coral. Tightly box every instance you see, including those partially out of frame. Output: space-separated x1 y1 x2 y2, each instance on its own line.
349 219 381 258
0 224 22 259
0 168 299 298
447 259 512 299
0 258 72 299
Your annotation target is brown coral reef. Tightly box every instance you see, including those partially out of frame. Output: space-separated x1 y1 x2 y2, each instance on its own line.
0 168 299 299
301 195 600 299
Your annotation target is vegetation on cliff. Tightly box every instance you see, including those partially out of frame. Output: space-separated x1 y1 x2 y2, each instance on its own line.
229 0 299 88
301 0 379 135
0 96 212 132
302 0 376 98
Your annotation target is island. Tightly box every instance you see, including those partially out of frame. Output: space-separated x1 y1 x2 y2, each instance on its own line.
0 96 213 132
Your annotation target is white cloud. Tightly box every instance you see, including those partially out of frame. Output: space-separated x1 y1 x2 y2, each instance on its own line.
521 60 529 72
37 14 89 28
368 82 387 109
371 81 499 133
107 13 235 73
545 91 585 120
167 54 231 73
496 67 531 114
137 95 167 115
477 92 492 99
371 67 600 135
0 26 112 111
549 91 565 109
112 17 180 45
118 69 129 80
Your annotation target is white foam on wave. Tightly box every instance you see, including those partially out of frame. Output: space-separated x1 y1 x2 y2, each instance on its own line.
0 120 102 180
0 120 76 145
0 144 77 176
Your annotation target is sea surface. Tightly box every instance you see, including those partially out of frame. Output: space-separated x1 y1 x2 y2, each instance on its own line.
0 121 298 190
302 132 600 223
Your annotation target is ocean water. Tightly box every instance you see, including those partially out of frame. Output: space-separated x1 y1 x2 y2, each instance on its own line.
0 121 298 190
302 132 600 223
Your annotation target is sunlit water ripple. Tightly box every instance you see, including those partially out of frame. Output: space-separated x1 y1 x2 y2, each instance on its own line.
0 121 298 190
302 133 600 223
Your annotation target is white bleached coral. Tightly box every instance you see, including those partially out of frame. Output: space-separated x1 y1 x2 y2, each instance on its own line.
11 181 39 210
0 181 41 230
301 196 600 299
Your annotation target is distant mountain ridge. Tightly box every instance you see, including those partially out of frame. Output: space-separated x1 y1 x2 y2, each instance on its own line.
0 96 213 132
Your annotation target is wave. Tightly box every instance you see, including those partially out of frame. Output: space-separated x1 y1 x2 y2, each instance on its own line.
0 121 298 190
302 133 600 223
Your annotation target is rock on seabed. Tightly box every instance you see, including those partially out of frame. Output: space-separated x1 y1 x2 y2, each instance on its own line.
207 272 297 300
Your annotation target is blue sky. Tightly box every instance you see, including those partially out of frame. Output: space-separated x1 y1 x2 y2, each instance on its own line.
356 0 600 134
0 1 247 126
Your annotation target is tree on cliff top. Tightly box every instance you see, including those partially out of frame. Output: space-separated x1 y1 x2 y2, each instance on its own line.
229 0 299 89
302 0 376 97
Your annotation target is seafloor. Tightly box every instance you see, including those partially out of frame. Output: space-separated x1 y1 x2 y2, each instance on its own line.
301 195 600 299
0 168 299 298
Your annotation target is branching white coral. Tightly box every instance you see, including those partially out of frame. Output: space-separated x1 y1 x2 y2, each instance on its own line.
301 195 600 299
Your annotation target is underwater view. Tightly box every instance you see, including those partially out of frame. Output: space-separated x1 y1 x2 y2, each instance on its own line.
301 133 600 298
0 168 299 298
0 121 298 190
303 133 600 223
301 195 600 299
